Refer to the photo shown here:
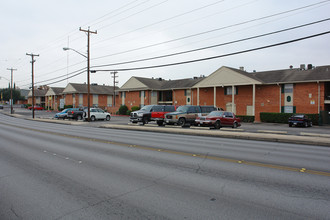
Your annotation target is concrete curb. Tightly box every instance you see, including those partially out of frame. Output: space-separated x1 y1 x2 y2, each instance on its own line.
100 124 330 147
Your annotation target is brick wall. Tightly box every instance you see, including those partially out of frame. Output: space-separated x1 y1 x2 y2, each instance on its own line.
255 85 281 121
174 89 186 105
294 82 324 113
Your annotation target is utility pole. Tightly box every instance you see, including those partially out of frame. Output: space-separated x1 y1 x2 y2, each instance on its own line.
26 53 39 119
7 68 17 114
110 71 118 107
79 27 97 122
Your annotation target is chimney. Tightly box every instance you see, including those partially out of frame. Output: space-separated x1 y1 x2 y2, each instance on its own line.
307 64 313 70
289 65 293 69
300 64 306 70
239 66 244 71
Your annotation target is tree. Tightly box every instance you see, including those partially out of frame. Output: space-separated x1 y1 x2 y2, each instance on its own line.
0 88 25 103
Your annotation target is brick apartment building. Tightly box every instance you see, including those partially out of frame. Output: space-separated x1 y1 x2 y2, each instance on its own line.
118 76 204 108
118 65 330 122
45 87 64 110
62 83 119 113
27 89 48 107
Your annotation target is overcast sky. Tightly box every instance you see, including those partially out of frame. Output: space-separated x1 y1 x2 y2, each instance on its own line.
1 0 330 89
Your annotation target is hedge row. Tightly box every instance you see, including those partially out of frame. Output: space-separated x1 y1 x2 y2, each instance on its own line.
237 115 255 123
260 112 319 125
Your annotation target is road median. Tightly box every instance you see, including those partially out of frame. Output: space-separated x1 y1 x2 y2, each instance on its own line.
100 124 330 147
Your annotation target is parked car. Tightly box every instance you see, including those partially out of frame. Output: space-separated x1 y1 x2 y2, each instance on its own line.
0 104 3 109
55 108 79 120
151 105 178 126
130 105 156 124
164 105 220 127
288 114 312 127
28 105 44 110
83 108 111 121
67 108 85 120
195 111 241 129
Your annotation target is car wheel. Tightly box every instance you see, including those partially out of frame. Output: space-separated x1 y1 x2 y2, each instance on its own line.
91 116 96 122
289 123 292 127
142 117 148 125
309 122 312 127
232 122 238 128
304 121 308 127
178 118 186 127
106 115 111 121
77 115 82 120
214 121 221 129
157 121 164 126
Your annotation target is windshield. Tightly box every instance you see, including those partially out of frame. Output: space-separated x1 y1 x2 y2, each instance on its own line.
140 105 153 112
176 106 189 113
208 111 223 117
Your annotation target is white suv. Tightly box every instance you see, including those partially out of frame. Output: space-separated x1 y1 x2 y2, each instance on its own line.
84 108 111 121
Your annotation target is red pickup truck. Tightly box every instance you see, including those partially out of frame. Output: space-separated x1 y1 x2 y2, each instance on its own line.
151 105 177 126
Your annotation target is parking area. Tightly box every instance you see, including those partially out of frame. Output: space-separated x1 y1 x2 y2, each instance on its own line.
1 105 330 137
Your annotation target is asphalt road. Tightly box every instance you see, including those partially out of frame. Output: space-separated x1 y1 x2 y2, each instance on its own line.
0 113 330 219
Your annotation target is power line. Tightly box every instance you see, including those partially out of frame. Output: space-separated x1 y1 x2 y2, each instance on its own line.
91 18 330 69
22 29 330 87
91 31 330 72
94 0 224 45
92 0 330 61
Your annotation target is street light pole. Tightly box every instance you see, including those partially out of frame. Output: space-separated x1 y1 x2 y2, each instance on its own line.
79 27 97 122
7 68 17 114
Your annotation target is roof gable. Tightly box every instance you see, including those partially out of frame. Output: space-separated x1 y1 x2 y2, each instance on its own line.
45 87 64 96
63 83 77 93
193 66 262 88
120 77 150 90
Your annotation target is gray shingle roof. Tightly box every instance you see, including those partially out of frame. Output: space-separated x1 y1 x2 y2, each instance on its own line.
131 77 204 90
28 89 48 97
248 65 330 84
51 87 64 95
68 83 119 94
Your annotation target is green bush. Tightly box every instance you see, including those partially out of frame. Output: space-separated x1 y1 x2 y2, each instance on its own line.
127 110 132 115
237 115 255 123
260 112 319 125
131 106 140 111
64 105 73 109
119 105 129 115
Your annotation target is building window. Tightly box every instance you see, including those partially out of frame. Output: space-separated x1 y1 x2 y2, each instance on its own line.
284 84 293 93
224 86 238 95
185 89 191 96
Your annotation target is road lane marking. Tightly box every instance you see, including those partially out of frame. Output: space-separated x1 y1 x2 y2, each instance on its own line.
1 121 330 177
43 150 82 164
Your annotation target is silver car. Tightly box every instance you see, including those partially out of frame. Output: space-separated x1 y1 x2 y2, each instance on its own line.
84 108 111 121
